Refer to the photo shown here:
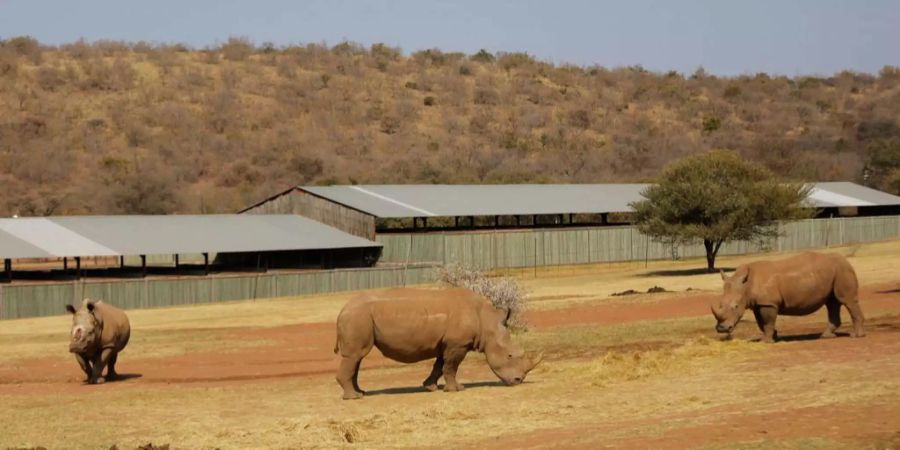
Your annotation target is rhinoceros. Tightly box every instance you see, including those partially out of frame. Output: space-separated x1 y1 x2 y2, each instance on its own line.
65 299 131 384
712 252 865 342
333 288 542 400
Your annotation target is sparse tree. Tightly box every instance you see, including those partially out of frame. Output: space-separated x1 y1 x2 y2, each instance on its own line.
631 150 811 271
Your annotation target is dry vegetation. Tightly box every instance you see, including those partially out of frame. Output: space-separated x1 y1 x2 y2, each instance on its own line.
1 36 900 216
437 264 528 330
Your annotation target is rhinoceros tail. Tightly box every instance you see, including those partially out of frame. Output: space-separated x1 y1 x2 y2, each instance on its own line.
334 322 341 354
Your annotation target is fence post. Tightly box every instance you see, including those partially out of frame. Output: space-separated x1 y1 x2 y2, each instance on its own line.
835 218 841 246
492 232 497 269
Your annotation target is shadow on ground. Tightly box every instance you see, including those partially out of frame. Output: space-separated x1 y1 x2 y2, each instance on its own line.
776 332 850 342
364 380 505 397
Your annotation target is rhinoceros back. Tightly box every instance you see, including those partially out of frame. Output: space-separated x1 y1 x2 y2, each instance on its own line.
94 301 131 352
751 252 858 314
337 288 485 363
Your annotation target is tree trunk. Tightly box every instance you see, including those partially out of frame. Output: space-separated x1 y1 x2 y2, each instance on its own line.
704 239 723 272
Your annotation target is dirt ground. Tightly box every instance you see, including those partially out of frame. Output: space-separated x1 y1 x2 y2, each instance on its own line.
1 243 900 449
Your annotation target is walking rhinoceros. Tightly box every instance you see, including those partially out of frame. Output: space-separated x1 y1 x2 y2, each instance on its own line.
712 252 865 342
334 288 542 399
65 299 131 384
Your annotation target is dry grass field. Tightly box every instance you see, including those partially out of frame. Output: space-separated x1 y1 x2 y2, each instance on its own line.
2 242 900 449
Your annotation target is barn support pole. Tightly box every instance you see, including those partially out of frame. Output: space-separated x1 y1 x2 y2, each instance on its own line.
3 259 11 284
203 253 209 276
413 217 418 231
454 216 459 228
75 257 82 280
63 257 68 271
516 215 521 227
569 213 574 225
494 215 499 228
119 255 124 269
422 217 428 230
601 213 609 225
533 215 537 227
140 255 147 278
174 254 180 269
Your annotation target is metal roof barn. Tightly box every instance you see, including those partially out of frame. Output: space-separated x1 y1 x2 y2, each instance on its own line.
0 214 380 260
805 182 900 207
295 182 900 218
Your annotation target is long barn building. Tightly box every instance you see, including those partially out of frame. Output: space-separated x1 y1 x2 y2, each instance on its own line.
241 182 900 239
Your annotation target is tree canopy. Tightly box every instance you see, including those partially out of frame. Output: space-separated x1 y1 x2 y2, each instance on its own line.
631 150 811 271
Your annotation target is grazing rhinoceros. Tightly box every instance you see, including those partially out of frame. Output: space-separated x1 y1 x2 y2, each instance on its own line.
65 299 131 384
712 252 865 342
334 288 542 400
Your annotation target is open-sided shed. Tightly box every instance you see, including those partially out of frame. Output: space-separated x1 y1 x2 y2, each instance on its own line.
0 214 381 283
242 182 900 237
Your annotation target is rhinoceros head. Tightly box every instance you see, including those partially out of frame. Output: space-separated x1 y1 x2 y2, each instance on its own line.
65 299 101 353
481 305 542 386
712 269 750 335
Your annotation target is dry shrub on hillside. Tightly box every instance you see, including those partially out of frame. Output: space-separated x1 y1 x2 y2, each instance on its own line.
437 265 528 331
0 35 899 216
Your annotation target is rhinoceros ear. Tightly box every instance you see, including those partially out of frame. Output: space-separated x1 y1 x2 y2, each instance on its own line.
65 304 76 315
85 300 95 313
502 307 512 327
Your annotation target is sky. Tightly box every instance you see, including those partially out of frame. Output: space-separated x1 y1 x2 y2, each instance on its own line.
0 0 897 76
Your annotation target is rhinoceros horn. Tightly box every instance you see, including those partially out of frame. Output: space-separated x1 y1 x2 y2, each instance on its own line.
525 352 544 374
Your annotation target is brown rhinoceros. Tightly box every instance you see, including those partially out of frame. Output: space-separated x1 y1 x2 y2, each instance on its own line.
65 299 131 384
712 252 865 342
333 287 542 400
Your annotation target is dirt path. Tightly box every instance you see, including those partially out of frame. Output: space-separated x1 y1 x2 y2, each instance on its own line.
2 283 899 397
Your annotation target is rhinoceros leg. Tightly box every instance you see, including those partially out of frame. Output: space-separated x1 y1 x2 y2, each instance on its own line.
423 356 444 392
834 292 865 338
752 308 766 340
351 359 364 394
833 263 864 337
442 348 468 392
74 353 91 382
337 356 365 400
106 351 119 380
844 301 865 338
821 298 841 338
757 306 778 343
89 348 114 384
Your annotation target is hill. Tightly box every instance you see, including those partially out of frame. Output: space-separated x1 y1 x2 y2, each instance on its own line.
1 36 899 215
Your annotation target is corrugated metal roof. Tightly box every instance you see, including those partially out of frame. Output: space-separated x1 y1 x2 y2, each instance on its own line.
806 182 899 207
0 215 379 260
298 182 900 218
302 184 652 218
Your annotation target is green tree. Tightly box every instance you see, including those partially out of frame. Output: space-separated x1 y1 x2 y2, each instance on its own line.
631 150 810 271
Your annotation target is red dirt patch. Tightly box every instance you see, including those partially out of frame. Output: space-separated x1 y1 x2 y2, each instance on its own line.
2 284 899 397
